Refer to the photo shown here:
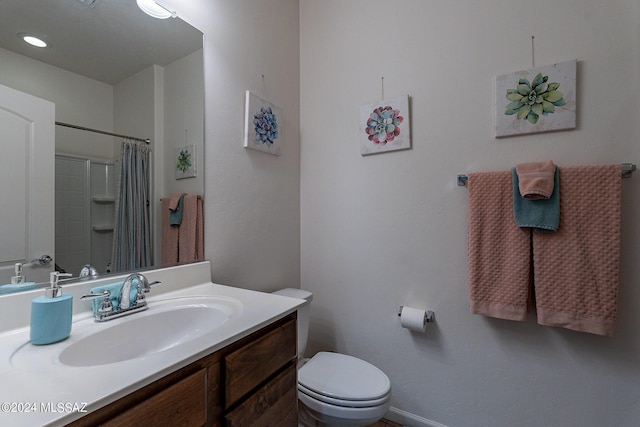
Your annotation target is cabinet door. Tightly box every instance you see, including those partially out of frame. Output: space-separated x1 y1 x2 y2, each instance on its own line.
103 369 206 427
225 317 296 407
225 363 297 427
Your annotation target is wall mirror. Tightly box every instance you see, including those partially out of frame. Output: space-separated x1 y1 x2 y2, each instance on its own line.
0 0 204 290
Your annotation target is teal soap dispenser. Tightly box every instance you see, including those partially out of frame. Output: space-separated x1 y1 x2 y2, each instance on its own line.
30 271 74 345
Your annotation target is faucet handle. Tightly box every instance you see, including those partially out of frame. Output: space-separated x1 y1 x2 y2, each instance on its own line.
141 280 161 293
134 279 161 305
80 290 111 300
135 290 147 305
81 290 114 316
130 275 160 307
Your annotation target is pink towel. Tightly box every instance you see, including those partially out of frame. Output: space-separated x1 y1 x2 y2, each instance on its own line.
161 197 179 264
467 171 531 321
178 194 204 263
533 165 621 336
169 192 186 210
516 160 556 200
161 194 204 264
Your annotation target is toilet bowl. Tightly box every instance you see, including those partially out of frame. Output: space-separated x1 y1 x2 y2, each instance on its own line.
272 289 391 427
298 351 391 426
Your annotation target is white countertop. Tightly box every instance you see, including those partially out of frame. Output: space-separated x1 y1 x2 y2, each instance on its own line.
0 262 304 426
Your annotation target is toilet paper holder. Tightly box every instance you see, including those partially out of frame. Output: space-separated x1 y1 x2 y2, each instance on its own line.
398 306 435 323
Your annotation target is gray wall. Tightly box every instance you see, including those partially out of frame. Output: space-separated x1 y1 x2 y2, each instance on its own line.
300 0 640 426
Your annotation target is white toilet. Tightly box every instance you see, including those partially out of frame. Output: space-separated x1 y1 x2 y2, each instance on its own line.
272 288 391 426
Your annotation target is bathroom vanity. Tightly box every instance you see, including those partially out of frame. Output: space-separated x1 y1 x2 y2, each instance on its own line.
70 312 297 426
0 262 303 426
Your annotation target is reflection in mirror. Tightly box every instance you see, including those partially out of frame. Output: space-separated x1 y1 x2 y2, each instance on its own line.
0 0 204 289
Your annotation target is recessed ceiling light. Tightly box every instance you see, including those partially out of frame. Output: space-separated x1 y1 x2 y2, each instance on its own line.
18 33 49 48
136 0 176 19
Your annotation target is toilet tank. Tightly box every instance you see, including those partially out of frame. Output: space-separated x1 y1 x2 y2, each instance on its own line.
272 288 312 358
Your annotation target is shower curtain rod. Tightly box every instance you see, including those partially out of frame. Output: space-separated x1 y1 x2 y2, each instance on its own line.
55 121 151 144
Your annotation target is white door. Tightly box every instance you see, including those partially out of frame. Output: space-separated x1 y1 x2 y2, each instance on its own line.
0 83 55 284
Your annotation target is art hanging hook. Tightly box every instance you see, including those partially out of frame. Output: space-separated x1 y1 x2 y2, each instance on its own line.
261 73 269 99
381 76 385 100
531 35 535 68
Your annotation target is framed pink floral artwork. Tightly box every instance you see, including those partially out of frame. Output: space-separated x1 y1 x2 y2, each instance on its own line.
359 95 411 156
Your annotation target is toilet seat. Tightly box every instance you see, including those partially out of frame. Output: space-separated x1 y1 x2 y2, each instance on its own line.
299 383 390 408
298 352 391 407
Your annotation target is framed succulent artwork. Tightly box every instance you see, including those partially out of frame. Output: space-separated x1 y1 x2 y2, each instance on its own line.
495 59 576 137
175 144 196 179
359 95 411 155
244 91 282 156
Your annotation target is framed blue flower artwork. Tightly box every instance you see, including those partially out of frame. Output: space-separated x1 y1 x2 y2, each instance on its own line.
359 95 411 155
244 90 282 156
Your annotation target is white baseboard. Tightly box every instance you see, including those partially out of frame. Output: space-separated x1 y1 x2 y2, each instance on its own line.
385 407 448 427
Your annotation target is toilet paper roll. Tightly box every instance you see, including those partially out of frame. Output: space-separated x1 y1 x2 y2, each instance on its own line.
399 306 427 333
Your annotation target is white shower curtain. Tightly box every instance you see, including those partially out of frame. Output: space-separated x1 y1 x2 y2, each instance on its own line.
112 140 151 271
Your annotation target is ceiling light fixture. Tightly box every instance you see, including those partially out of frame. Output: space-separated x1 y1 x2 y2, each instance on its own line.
136 0 176 19
18 33 49 48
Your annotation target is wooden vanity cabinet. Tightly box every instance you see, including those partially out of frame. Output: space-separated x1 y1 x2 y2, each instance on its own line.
68 313 297 427
224 313 298 426
224 364 297 427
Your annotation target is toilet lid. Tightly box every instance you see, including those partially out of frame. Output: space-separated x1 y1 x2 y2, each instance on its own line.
298 352 391 401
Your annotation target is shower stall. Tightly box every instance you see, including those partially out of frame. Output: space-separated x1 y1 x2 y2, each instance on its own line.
55 155 117 276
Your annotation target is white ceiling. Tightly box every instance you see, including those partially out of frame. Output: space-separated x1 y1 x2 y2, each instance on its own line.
0 0 203 85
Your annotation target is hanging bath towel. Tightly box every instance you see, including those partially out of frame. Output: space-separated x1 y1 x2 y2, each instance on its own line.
467 171 531 321
161 197 180 264
178 194 204 263
161 193 204 264
533 165 621 336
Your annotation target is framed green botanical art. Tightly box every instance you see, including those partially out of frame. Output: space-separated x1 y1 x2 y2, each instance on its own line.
496 59 576 138
175 144 196 179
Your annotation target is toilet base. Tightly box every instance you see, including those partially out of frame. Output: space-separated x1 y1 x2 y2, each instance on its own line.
298 393 390 427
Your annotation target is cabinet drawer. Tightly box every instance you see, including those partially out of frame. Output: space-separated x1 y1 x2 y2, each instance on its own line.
225 363 297 427
225 317 296 408
103 369 206 427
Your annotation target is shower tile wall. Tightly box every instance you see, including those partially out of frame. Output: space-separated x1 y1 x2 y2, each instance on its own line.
55 156 90 276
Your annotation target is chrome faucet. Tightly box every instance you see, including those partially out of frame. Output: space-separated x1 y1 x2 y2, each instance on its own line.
79 264 99 278
81 273 161 322
120 272 161 309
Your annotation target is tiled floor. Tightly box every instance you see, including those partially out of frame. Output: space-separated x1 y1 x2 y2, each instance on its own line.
366 419 404 427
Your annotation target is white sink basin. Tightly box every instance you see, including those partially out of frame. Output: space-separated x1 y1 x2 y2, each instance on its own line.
10 295 243 369
61 304 230 366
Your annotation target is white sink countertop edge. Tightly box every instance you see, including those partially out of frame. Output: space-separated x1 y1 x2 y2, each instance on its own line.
0 262 304 426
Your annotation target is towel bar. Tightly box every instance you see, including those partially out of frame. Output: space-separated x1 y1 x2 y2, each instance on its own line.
457 163 636 186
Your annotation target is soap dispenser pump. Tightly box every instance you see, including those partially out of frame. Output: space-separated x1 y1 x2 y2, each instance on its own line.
11 263 24 284
30 271 73 345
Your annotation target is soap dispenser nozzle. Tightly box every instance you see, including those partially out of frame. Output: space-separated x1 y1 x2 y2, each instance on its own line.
46 271 73 298
11 262 24 284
